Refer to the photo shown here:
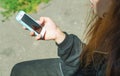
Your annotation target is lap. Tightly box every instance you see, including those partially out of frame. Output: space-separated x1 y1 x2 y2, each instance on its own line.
10 58 62 76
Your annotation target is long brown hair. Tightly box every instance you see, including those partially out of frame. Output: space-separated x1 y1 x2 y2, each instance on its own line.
81 0 120 76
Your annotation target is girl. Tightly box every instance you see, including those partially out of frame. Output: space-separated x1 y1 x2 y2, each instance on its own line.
11 0 119 76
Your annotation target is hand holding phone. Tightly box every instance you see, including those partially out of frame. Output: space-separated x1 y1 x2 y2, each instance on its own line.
16 11 43 36
16 11 65 43
35 17 66 44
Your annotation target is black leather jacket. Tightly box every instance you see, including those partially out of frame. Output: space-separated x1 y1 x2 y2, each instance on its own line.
10 33 106 76
57 33 106 76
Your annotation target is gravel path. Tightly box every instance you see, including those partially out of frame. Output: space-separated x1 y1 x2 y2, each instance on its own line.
0 0 90 76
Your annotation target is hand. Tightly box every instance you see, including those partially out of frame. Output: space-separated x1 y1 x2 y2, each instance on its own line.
24 17 66 44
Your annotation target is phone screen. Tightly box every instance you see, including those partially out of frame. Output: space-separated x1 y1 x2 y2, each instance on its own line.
21 14 42 34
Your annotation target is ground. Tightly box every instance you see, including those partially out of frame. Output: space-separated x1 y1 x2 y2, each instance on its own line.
0 0 90 76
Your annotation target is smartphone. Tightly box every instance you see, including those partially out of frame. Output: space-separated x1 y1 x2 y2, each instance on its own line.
16 11 42 36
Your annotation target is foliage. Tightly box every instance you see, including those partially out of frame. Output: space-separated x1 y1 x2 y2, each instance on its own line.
0 0 50 20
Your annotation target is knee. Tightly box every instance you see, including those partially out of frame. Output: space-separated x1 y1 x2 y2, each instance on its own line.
10 62 32 76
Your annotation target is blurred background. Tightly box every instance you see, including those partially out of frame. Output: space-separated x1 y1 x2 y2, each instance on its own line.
0 0 90 76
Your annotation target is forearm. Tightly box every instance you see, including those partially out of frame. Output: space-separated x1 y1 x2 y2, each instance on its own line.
57 33 83 66
56 33 85 76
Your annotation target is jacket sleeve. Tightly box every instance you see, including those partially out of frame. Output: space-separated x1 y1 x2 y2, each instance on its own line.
56 33 85 76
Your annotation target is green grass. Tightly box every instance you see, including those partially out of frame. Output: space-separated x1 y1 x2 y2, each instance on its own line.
0 0 50 20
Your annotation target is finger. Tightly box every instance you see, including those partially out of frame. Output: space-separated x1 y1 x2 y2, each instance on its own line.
40 27 46 39
30 32 35 36
39 17 45 27
23 26 28 30
36 20 40 24
35 34 41 40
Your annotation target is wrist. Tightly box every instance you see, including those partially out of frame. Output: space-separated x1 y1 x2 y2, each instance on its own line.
55 28 66 44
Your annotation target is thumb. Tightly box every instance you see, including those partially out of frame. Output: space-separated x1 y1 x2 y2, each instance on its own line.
39 17 46 27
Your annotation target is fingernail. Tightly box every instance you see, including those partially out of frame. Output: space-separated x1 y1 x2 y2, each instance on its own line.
36 20 40 24
36 35 41 40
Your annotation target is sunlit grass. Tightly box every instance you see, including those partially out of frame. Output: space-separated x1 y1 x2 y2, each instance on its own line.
0 0 50 20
